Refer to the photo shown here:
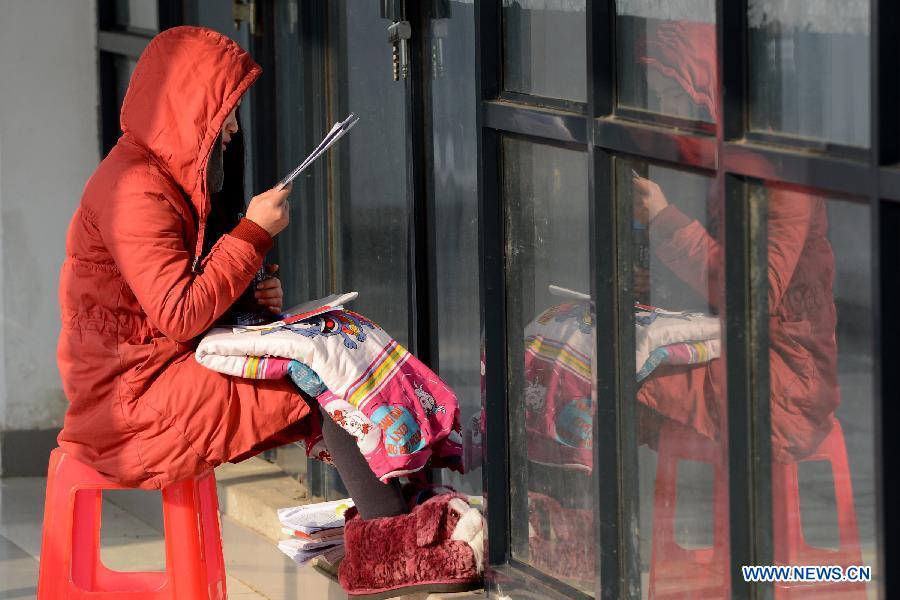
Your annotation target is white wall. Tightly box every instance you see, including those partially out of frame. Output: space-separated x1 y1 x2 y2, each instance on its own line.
0 0 99 436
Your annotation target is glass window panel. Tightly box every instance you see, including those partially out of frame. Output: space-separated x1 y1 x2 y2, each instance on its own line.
113 56 137 114
502 0 587 102
333 0 410 348
503 138 594 593
761 185 878 595
618 159 728 597
616 0 717 123
428 2 482 496
114 0 159 31
748 0 870 147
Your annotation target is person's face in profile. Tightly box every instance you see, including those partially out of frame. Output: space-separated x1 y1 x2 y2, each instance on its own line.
221 103 239 151
207 103 240 194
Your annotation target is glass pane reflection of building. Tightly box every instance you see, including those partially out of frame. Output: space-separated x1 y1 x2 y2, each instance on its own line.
748 0 871 147
503 138 595 594
616 0 717 124
502 0 587 102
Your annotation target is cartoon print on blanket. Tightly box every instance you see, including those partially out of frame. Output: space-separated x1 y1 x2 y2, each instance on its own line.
279 310 376 350
195 309 463 481
522 300 723 470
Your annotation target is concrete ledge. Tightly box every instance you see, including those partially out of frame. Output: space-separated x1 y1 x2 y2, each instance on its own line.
215 457 312 542
220 513 346 599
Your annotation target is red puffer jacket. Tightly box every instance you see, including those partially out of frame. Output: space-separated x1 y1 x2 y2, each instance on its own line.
639 184 839 462
57 27 312 489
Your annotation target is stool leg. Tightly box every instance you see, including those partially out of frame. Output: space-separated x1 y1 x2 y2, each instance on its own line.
198 471 227 600
162 480 206 599
70 489 104 591
37 450 72 599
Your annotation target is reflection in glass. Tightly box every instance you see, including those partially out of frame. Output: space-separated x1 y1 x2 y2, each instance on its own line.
502 0 587 102
616 0 717 123
622 160 727 598
763 187 877 597
503 138 594 593
114 0 159 31
333 0 410 347
113 57 137 115
748 0 870 147
427 2 482 496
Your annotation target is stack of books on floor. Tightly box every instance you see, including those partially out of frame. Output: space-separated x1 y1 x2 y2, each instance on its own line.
276 499 354 569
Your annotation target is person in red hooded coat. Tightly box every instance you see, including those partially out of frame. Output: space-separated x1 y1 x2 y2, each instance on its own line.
57 26 315 490
633 21 840 463
57 27 483 597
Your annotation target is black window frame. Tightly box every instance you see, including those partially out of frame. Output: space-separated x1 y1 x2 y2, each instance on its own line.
97 0 185 156
476 1 898 599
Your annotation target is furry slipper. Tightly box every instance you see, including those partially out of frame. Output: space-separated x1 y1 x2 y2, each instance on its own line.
339 494 484 599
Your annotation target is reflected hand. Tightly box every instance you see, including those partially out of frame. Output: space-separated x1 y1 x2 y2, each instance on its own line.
633 175 669 226
254 264 283 314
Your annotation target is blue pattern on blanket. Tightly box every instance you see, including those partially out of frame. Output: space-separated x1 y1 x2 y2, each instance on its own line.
288 360 327 397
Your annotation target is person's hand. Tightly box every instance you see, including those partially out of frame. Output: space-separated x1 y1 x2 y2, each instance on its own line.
254 264 283 314
633 175 669 226
246 185 291 237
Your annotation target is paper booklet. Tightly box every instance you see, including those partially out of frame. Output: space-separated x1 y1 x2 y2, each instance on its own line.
280 526 345 542
277 499 355 535
276 113 360 190
233 292 358 333
277 538 343 567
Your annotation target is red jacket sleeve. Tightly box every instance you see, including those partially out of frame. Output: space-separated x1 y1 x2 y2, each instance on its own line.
649 186 813 313
650 203 724 311
98 183 272 343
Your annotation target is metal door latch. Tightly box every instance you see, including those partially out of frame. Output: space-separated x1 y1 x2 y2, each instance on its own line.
388 21 411 81
233 0 256 35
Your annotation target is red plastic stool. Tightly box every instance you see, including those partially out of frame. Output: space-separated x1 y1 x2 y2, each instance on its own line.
37 448 227 599
648 421 729 599
649 418 866 599
771 418 865 599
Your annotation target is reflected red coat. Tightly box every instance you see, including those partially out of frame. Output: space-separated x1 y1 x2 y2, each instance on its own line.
639 185 840 462
57 27 312 489
638 20 839 462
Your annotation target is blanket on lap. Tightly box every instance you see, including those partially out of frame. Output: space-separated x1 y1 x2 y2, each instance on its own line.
196 310 463 481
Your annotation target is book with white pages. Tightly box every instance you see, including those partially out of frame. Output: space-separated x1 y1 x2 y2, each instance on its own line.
232 292 357 333
277 498 355 535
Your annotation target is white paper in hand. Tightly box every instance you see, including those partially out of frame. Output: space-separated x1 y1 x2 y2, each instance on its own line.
276 113 360 189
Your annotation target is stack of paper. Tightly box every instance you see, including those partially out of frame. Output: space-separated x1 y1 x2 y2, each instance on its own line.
276 499 354 568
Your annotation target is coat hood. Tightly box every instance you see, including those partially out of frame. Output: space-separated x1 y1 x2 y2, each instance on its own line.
120 26 261 245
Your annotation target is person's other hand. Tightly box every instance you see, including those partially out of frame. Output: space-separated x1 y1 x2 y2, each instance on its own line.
255 264 283 314
633 175 669 226
246 185 291 236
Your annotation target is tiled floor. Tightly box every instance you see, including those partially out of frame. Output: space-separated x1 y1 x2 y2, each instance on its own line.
0 477 270 599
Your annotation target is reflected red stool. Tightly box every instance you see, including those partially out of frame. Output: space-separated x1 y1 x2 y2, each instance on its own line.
649 418 866 599
772 418 865 599
37 448 227 599
649 421 729 599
